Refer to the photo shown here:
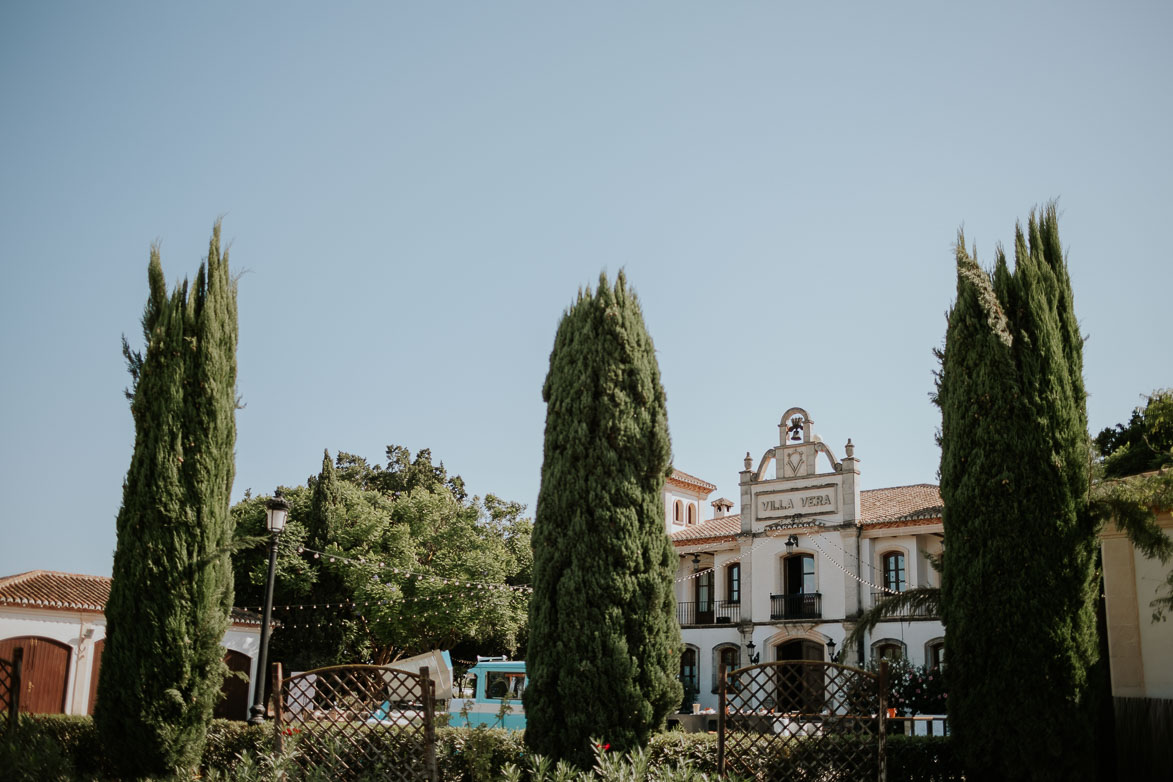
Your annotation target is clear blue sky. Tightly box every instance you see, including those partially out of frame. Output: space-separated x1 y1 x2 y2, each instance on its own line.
2 2 1170 579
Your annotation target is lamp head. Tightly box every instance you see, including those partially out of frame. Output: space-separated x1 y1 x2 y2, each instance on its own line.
265 489 291 534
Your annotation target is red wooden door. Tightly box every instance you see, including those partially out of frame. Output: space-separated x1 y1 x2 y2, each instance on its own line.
214 649 253 721
0 636 72 714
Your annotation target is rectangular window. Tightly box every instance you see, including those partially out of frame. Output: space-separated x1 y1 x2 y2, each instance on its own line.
727 563 741 604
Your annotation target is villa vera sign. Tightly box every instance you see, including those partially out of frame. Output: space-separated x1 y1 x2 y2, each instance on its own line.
756 488 838 518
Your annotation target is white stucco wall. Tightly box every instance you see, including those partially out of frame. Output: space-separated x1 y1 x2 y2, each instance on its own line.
1 606 262 715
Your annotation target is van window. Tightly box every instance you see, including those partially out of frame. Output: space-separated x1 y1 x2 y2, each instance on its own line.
485 671 526 700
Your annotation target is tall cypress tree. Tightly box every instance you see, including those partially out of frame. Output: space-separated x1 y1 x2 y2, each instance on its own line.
937 205 1096 781
96 222 238 776
524 272 681 767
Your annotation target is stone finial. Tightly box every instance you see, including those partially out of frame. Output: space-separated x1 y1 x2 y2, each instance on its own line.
845 438 855 458
744 451 753 471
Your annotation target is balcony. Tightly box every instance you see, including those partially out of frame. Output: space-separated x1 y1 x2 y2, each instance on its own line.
677 600 741 626
770 592 822 620
870 591 938 619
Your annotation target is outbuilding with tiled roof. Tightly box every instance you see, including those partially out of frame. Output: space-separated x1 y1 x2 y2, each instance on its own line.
0 570 262 719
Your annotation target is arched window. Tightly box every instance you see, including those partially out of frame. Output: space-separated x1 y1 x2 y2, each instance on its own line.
712 644 741 692
872 639 906 661
687 503 696 525
926 639 945 670
680 646 699 694
673 500 683 524
882 551 907 593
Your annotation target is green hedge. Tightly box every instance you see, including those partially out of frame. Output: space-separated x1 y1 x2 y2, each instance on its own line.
0 715 269 781
0 715 959 781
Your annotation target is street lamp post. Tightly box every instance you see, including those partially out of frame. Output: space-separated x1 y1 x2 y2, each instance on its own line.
248 489 289 725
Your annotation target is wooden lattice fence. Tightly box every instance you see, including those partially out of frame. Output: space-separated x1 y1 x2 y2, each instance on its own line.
718 659 888 781
275 663 438 782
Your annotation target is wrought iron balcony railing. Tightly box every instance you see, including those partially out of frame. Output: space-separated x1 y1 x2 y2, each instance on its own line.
769 592 822 620
677 600 741 626
869 591 938 619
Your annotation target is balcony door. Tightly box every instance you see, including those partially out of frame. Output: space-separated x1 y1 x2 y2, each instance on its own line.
782 554 817 617
695 569 714 624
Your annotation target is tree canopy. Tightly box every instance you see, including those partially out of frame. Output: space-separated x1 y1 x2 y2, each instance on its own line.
232 447 531 671
1095 389 1173 478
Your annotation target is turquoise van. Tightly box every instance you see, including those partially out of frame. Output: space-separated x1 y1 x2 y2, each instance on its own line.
448 657 526 730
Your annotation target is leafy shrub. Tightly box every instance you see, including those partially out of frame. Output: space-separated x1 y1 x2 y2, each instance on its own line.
645 731 718 773
0 714 80 782
201 719 270 774
0 715 268 780
438 726 528 781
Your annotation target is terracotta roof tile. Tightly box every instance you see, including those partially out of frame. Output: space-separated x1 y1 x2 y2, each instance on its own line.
668 469 717 493
0 570 263 625
671 515 741 543
668 484 941 547
860 484 943 524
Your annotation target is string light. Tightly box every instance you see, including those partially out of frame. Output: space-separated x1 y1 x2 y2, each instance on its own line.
675 527 899 595
296 546 531 592
808 535 898 595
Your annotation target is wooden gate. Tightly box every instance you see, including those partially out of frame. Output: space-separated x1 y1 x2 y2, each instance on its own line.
0 647 20 729
275 663 438 782
0 636 71 715
719 660 888 781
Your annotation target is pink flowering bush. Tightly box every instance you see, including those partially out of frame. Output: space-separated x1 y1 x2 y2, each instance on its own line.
869 658 947 715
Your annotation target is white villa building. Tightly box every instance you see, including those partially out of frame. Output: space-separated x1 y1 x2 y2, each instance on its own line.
666 407 945 711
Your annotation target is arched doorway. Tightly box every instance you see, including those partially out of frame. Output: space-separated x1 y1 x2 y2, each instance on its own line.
774 639 825 714
214 649 253 720
0 636 72 714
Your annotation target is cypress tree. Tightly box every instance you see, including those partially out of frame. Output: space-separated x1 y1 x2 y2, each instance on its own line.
524 272 681 767
937 205 1096 781
95 222 238 776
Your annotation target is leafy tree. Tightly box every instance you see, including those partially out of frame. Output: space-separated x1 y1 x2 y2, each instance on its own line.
524 272 682 767
936 205 1098 781
95 222 238 777
232 447 530 671
1095 389 1173 478
1092 390 1173 620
